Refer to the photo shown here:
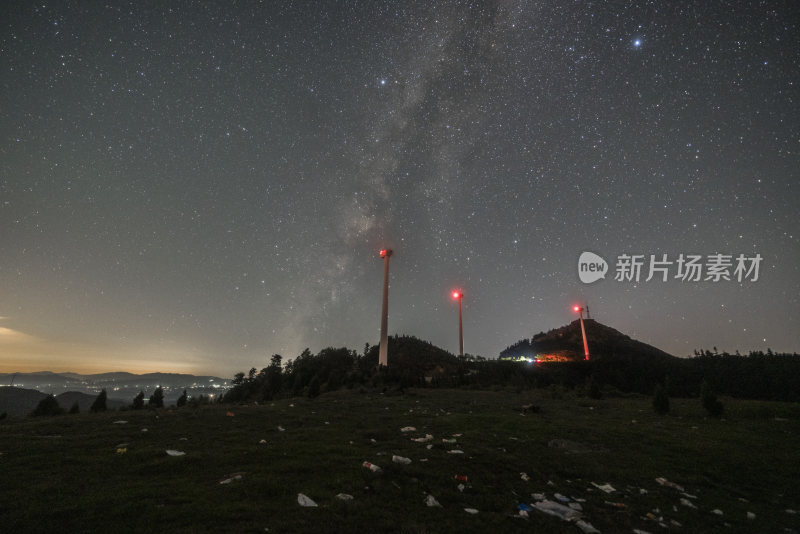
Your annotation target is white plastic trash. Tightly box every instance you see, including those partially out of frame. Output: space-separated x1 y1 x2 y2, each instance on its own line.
533 500 582 521
464 508 478 514
219 473 244 484
363 461 382 473
655 477 684 491
392 455 412 465
165 450 185 456
425 494 442 507
336 493 354 501
400 426 416 432
297 493 318 507
591 482 615 493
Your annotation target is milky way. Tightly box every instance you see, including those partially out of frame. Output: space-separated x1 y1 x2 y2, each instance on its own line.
1 2 797 375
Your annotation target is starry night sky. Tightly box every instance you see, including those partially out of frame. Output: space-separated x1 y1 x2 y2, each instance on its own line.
1 1 798 376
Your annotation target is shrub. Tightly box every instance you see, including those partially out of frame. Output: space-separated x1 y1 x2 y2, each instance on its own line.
69 402 80 414
176 390 187 408
307 375 321 399
587 375 603 399
652 383 669 415
701 380 724 418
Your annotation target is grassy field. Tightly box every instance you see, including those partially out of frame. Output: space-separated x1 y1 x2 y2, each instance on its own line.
1 388 798 533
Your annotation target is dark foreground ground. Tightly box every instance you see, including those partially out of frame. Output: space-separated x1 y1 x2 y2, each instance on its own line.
1 388 798 533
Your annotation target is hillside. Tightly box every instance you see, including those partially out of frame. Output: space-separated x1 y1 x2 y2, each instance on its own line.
500 319 675 362
1 390 798 533
0 387 46 417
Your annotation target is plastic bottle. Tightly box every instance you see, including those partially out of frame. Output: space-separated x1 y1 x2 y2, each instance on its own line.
363 461 382 472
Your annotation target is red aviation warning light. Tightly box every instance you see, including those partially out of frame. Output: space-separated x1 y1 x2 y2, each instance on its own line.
573 305 581 312
452 291 462 299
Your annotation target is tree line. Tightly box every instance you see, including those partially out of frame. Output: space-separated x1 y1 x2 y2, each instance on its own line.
222 336 800 404
26 336 800 417
30 386 212 417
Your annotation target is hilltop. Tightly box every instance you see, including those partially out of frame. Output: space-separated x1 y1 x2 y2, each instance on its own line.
500 319 675 362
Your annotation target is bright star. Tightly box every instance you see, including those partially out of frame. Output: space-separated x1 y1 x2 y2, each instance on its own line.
633 39 642 48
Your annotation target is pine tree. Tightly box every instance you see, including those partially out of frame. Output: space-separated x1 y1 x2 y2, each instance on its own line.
32 394 64 417
149 387 164 408
90 389 108 413
132 391 145 410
